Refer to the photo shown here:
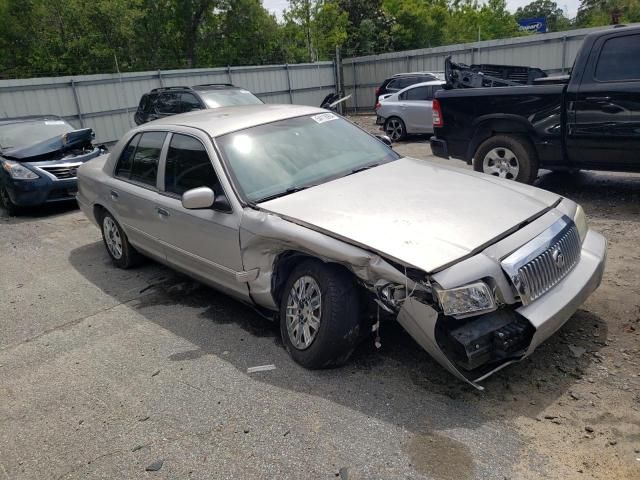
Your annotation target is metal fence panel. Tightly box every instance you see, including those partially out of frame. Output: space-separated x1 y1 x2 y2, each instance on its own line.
343 24 630 111
0 62 336 144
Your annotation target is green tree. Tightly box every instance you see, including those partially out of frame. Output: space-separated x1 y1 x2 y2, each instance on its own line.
515 0 572 32
576 0 640 26
383 0 448 50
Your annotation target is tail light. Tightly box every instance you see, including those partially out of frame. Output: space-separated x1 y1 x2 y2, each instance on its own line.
375 101 381 110
432 99 443 127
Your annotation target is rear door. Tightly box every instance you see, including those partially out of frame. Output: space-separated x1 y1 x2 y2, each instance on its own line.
153 131 247 298
109 131 168 260
399 85 433 133
567 31 640 169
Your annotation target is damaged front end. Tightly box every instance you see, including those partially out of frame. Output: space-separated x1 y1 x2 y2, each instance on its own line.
240 204 606 390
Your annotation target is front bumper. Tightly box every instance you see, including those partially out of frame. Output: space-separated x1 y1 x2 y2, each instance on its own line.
4 176 78 207
397 228 607 389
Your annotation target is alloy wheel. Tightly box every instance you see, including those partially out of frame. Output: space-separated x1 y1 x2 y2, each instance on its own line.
285 275 322 350
103 216 123 259
482 147 520 180
385 119 404 142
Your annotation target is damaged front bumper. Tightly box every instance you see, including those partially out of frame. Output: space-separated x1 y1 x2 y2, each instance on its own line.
397 229 607 389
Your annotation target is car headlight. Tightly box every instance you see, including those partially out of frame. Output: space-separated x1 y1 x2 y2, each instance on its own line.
435 281 497 318
574 204 588 244
2 160 39 180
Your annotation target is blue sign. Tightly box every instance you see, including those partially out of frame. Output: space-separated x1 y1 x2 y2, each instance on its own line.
518 17 547 33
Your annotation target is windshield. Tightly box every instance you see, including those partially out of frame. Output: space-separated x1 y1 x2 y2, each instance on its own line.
216 113 400 203
0 120 73 150
199 89 263 108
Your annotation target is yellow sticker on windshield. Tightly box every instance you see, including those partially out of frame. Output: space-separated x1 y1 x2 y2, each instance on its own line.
311 113 338 124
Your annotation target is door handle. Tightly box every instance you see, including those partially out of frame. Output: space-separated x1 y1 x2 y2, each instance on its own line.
110 190 119 200
586 96 611 103
156 207 169 218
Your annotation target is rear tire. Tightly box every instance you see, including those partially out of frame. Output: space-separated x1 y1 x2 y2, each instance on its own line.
280 260 361 369
0 185 18 216
99 211 142 269
384 117 406 142
473 134 538 184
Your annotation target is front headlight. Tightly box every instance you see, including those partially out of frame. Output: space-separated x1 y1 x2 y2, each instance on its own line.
435 281 497 318
2 160 39 180
574 204 588 244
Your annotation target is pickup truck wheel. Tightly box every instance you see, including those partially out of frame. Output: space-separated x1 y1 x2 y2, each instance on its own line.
280 260 361 369
0 186 18 216
384 117 406 142
100 211 141 269
474 135 538 184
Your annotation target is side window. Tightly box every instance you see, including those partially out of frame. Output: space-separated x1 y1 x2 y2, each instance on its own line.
180 93 201 112
165 134 220 196
595 34 640 82
115 133 141 178
129 132 166 187
156 93 182 114
404 86 430 101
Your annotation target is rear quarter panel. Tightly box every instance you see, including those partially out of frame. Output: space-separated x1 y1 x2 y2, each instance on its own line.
434 84 565 164
77 153 111 225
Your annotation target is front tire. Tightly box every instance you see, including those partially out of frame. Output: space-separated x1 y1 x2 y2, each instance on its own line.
100 211 141 269
280 260 361 369
384 117 406 142
473 134 538 184
0 185 18 216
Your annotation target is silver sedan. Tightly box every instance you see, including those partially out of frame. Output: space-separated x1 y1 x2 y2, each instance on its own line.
376 80 444 141
77 105 606 388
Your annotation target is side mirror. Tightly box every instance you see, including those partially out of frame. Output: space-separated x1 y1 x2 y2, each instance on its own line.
376 135 392 146
181 187 215 209
181 186 232 212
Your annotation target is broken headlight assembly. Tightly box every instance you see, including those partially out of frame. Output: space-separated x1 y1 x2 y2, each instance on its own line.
573 204 588 244
435 281 497 318
2 160 39 180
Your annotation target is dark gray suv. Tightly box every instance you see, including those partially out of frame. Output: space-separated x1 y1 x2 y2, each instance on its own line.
134 84 263 125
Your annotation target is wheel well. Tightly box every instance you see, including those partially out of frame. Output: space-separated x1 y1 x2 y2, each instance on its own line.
270 251 356 306
93 204 107 224
467 120 534 162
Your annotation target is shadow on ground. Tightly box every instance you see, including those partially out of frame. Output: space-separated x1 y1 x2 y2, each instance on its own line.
69 236 607 473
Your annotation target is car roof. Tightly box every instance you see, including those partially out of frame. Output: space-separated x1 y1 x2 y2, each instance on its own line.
391 72 437 78
149 84 237 94
396 80 445 92
144 104 327 137
0 115 65 126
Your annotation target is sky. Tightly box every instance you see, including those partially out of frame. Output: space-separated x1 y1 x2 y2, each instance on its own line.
262 0 581 21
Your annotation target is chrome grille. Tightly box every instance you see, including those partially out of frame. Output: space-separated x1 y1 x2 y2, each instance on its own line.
502 218 581 305
40 164 80 179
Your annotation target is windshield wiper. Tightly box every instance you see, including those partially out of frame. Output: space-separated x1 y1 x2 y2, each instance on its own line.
255 184 316 203
347 163 380 176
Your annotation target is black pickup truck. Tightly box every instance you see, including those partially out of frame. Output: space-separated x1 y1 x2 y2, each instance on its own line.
430 25 640 183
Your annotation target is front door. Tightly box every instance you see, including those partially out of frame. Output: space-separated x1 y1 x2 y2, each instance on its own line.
566 31 640 170
153 132 248 298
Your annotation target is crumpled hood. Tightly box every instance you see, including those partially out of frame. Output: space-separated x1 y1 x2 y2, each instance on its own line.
2 128 94 161
259 157 560 272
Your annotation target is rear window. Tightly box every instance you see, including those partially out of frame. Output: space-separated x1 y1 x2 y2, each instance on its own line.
595 34 640 82
198 89 263 108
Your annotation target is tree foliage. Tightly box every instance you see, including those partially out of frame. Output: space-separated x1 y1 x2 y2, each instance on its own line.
0 0 632 79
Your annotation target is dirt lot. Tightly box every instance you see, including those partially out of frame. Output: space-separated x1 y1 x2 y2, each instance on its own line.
1 118 639 479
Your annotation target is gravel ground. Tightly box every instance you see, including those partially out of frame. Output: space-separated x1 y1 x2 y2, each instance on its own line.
1 119 639 479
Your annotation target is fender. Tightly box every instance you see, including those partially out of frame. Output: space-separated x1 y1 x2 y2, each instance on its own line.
465 114 536 163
